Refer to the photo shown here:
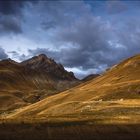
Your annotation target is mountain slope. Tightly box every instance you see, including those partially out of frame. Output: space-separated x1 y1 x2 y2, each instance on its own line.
0 54 79 113
8 54 140 123
82 74 100 82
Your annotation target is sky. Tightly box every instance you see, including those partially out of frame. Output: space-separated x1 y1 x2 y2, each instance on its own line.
0 0 140 78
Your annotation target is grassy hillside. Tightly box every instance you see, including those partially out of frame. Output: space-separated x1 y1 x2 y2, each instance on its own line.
6 54 140 124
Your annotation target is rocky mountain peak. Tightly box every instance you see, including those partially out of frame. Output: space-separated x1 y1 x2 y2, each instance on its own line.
36 54 50 62
38 54 47 58
21 54 77 81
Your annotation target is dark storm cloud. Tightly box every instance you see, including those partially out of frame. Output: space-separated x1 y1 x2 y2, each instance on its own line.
26 0 134 75
0 16 22 34
50 16 119 70
106 0 127 14
28 1 140 77
0 0 37 15
0 0 24 34
2 0 140 78
0 0 38 34
26 1 112 72
0 47 8 60
38 0 89 30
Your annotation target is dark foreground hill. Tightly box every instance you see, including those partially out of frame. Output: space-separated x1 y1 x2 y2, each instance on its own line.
0 122 139 140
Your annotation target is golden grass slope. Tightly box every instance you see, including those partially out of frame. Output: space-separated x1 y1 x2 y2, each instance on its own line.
5 54 140 123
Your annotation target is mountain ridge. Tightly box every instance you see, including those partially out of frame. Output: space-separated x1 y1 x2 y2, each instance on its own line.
7 54 140 122
20 54 76 81
0 54 79 113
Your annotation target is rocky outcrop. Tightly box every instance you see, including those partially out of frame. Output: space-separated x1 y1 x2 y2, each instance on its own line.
21 54 77 81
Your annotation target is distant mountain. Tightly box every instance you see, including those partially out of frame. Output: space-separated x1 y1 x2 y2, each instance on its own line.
9 54 140 119
82 74 100 82
0 54 79 113
21 54 76 81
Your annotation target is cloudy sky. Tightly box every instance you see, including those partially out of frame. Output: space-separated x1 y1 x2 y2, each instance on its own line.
0 0 140 78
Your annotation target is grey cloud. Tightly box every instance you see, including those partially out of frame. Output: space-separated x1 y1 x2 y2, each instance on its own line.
8 51 19 57
0 0 24 15
26 1 129 76
106 0 127 14
0 0 37 16
19 54 27 61
0 16 22 34
0 47 8 60
0 0 38 34
51 17 114 69
2 0 140 78
0 0 24 34
37 0 90 30
115 19 140 58
33 1 119 71
28 12 140 78
22 1 140 76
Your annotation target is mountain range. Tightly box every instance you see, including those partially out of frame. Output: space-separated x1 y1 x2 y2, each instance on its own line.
0 53 140 140
3 54 140 124
0 54 80 113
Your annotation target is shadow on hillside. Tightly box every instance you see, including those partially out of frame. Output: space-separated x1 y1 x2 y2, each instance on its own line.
0 122 139 140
